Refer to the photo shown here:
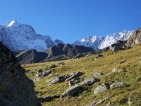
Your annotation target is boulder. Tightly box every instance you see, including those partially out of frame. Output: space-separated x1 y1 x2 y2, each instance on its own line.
109 41 125 51
81 78 99 86
110 81 125 89
58 62 65 66
47 72 83 85
112 68 121 72
38 95 60 102
87 98 108 106
37 69 43 73
68 78 81 87
119 98 128 104
49 64 57 68
62 84 82 97
36 69 53 81
65 72 84 81
0 42 40 106
120 61 125 64
47 76 60 86
94 72 104 78
62 77 99 97
94 83 109 94
96 54 104 58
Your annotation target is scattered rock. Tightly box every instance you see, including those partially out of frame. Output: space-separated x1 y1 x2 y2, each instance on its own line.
128 98 132 106
37 69 43 73
96 54 104 58
110 81 125 89
36 69 53 81
47 72 83 85
62 84 82 97
87 97 108 106
65 72 84 81
85 54 91 57
112 68 121 72
120 61 125 64
58 62 65 66
137 78 141 82
94 72 104 78
119 98 128 104
68 78 81 87
106 101 116 106
94 83 109 94
38 95 60 102
106 73 112 76
81 77 99 86
49 64 57 68
47 76 60 85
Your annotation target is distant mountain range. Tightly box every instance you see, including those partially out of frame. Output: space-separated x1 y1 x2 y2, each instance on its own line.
73 30 133 50
13 43 94 64
0 20 134 51
0 20 64 51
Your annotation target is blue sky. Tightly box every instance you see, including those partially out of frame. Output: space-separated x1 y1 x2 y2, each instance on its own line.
0 0 141 43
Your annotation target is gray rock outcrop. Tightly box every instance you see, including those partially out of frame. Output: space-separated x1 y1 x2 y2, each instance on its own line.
47 72 83 85
94 83 109 94
61 84 82 97
81 77 99 86
93 72 104 78
0 42 40 106
36 69 53 81
125 28 141 47
110 81 125 89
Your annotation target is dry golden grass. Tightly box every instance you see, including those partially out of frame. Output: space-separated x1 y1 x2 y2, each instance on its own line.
24 45 141 106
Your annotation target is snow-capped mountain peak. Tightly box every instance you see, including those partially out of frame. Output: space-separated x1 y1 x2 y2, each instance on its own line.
6 20 17 27
73 30 133 50
0 21 64 51
99 30 133 49
73 35 104 50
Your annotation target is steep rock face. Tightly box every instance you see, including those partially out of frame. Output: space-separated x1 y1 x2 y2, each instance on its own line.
125 28 141 47
0 20 63 51
73 35 104 50
0 42 40 106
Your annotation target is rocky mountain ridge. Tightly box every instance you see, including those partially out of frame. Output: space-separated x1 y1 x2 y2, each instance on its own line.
74 30 133 50
13 43 94 64
0 20 64 51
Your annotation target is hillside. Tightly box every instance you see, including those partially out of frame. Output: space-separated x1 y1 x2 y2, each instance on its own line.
12 43 94 64
23 44 141 106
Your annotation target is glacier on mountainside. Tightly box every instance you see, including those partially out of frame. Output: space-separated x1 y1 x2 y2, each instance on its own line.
0 20 64 51
73 30 133 50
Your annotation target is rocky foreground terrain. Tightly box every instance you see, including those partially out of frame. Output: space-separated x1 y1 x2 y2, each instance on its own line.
0 42 40 106
21 29 141 106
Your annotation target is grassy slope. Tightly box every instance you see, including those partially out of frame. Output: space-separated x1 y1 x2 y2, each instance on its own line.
23 45 141 106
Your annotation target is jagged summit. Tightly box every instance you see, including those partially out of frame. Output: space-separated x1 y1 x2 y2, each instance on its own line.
73 35 104 50
6 20 17 27
99 30 133 49
0 20 64 51
73 30 133 50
